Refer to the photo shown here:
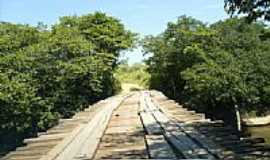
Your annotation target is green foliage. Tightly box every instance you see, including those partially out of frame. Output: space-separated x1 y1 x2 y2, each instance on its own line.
225 0 270 22
0 22 44 55
0 73 57 135
143 16 270 118
0 12 135 148
115 62 150 88
143 15 215 98
57 12 136 61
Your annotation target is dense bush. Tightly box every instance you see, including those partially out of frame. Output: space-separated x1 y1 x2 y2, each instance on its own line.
0 22 44 55
0 12 135 148
143 16 270 120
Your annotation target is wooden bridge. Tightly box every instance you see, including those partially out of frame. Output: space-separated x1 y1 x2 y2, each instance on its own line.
1 91 270 160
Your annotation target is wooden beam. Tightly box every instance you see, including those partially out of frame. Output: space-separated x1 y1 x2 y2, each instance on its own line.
145 135 177 159
140 112 163 135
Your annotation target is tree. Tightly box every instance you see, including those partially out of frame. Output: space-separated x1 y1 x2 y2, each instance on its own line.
57 12 137 66
0 22 44 55
225 0 270 21
143 16 270 124
0 12 135 150
143 15 215 99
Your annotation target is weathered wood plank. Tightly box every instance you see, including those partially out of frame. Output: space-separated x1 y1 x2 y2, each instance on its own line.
140 112 163 135
145 94 216 159
38 95 127 160
149 94 220 160
145 135 177 159
163 131 201 159
139 92 146 113
180 124 234 159
93 94 148 160
2 155 43 160
23 133 66 144
151 110 170 124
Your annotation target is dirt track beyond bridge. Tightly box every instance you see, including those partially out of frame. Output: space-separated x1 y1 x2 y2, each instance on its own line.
2 91 270 160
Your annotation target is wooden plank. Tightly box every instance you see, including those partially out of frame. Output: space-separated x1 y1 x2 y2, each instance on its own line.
5 149 50 157
139 92 164 135
151 110 170 124
23 133 66 144
73 105 114 160
145 95 159 112
238 150 270 158
164 112 232 159
148 94 219 159
233 145 270 154
172 130 216 159
2 155 43 160
148 109 208 158
139 92 146 113
93 95 148 160
145 135 177 159
140 112 163 135
39 95 127 160
150 94 237 159
45 128 73 135
150 91 270 160
15 142 58 151
180 124 233 159
164 131 201 159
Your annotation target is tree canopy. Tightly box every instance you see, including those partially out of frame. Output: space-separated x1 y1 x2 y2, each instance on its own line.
143 16 270 121
0 12 135 151
225 0 270 21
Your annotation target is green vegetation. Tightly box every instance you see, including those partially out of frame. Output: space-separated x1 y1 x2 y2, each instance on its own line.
143 16 270 122
115 62 150 88
1 0 270 153
0 12 135 150
225 0 270 22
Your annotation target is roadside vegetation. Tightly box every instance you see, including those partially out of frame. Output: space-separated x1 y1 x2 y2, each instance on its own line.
115 62 150 90
0 12 135 152
142 16 270 124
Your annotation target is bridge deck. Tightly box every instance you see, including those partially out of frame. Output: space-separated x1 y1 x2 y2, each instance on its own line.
1 91 270 160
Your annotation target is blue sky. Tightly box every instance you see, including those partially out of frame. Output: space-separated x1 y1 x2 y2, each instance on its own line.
0 0 228 64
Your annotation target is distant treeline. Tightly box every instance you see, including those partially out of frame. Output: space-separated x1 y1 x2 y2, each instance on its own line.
142 16 270 120
0 12 135 148
115 63 150 88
